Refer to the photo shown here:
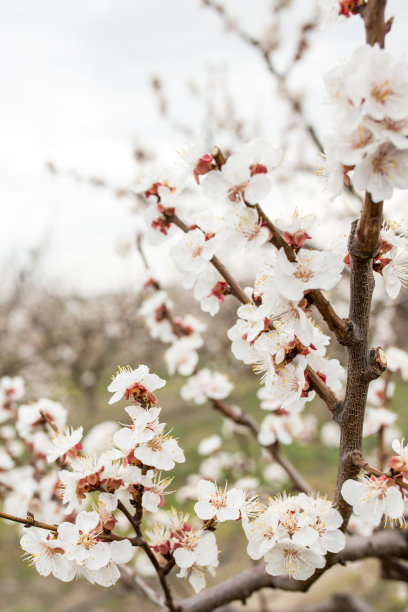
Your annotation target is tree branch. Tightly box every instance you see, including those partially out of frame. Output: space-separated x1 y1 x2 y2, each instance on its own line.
168 529 408 612
170 214 250 305
0 510 129 542
305 365 340 414
351 452 408 493
120 564 165 607
211 399 313 494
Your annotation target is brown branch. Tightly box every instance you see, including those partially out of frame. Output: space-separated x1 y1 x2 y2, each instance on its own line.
354 192 383 259
255 202 353 346
118 500 179 611
170 214 249 305
351 453 408 493
333 2 391 523
305 365 340 413
279 593 377 612
211 399 313 494
120 564 165 607
168 529 408 612
202 0 324 153
381 556 408 582
361 0 389 48
0 510 129 542
333 220 380 523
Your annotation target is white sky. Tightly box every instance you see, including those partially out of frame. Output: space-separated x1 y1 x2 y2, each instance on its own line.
1 0 408 294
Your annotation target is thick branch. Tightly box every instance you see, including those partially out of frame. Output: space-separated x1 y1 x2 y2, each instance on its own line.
333 220 380 523
170 530 408 612
211 399 313 494
354 192 383 258
361 0 389 48
282 593 376 612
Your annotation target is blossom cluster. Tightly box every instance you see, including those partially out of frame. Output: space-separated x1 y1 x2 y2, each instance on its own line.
321 44 408 202
243 493 344 580
139 279 206 376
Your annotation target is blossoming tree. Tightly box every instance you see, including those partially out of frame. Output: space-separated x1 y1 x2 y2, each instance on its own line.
3 1 408 611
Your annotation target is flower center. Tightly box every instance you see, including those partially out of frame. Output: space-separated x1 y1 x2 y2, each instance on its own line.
210 492 227 510
371 80 393 104
294 264 314 282
78 531 97 550
283 547 301 577
147 436 164 452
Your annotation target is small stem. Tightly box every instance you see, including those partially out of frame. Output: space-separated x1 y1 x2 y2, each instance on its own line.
170 214 249 304
118 501 179 611
352 453 408 493
0 511 129 541
305 366 339 414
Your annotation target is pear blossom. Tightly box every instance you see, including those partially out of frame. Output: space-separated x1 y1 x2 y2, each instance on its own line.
181 369 233 405
298 495 345 554
173 529 219 573
133 424 185 470
363 407 397 436
57 511 111 570
273 248 344 302
198 435 222 456
1 376 25 400
264 539 325 580
165 336 202 376
194 480 245 522
108 365 165 405
170 229 219 288
47 426 83 463
20 528 76 581
341 475 405 526
389 439 408 480
258 413 303 446
386 347 408 380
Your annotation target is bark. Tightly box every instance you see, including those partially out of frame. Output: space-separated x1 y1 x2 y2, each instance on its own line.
169 530 408 612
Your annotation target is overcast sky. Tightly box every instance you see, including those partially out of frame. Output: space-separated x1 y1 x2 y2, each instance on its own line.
1 0 408 294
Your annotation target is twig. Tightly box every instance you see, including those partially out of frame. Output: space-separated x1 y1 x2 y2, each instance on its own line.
202 0 324 153
351 452 408 493
254 204 353 346
170 214 249 305
305 365 340 413
118 500 179 611
211 399 313 494
120 564 166 607
0 510 129 541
